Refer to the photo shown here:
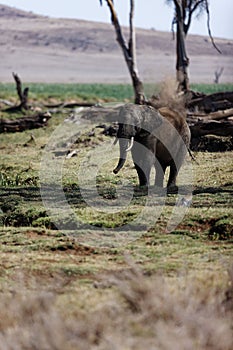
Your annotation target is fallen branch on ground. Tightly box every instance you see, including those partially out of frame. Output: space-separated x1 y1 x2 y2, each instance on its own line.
0 112 51 133
44 102 96 108
189 120 233 138
187 108 233 122
187 91 233 112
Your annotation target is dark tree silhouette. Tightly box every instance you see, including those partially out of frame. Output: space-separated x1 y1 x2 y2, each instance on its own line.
166 0 220 92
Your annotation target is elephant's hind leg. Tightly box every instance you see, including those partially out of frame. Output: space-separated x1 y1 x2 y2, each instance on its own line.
167 161 178 193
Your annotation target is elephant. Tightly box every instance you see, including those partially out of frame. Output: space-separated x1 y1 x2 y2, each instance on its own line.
113 103 190 190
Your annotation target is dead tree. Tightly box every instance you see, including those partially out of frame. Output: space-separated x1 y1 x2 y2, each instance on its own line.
100 0 145 104
6 73 29 112
214 67 224 84
167 0 221 92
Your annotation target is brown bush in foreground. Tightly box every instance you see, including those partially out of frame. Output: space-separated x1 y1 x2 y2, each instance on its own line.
0 266 232 350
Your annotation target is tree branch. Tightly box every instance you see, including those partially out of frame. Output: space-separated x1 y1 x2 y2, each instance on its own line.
185 0 204 35
173 0 180 8
204 0 221 54
101 0 145 104
104 0 130 59
13 72 23 102
128 0 136 66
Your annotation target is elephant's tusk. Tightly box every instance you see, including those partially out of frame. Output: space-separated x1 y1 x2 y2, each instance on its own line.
112 137 118 146
126 137 134 152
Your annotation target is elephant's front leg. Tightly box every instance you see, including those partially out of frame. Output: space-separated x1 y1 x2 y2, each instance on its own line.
134 163 150 186
154 160 167 187
131 143 153 187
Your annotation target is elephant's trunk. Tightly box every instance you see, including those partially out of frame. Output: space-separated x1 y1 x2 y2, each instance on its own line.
126 136 134 152
113 137 134 174
113 158 126 174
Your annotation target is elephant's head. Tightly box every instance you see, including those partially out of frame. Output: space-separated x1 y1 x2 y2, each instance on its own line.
113 104 162 174
113 123 137 174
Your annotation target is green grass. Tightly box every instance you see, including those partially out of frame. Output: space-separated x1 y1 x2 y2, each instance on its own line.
0 83 135 103
1 82 232 104
190 83 233 94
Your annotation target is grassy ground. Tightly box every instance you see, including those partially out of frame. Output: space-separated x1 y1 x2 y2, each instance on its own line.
0 84 232 349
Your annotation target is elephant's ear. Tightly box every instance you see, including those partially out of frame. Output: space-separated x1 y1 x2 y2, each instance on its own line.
141 106 163 133
118 104 128 124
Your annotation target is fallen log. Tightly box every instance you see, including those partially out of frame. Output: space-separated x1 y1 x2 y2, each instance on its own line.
44 102 96 108
189 120 233 138
202 91 233 103
187 108 233 122
0 112 51 133
187 91 233 112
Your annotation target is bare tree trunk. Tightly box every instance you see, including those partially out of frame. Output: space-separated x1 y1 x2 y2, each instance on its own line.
101 0 145 104
174 0 190 92
128 0 145 104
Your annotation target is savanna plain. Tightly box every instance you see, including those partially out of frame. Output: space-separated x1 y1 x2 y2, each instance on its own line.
0 83 233 349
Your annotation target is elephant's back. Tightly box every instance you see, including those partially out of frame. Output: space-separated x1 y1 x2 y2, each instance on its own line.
158 106 190 145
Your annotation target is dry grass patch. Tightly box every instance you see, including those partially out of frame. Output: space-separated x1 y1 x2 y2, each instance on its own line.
0 264 232 350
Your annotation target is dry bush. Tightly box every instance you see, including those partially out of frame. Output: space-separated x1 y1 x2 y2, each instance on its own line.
0 266 232 350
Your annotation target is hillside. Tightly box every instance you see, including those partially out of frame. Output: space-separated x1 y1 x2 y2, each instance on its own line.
0 4 233 83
